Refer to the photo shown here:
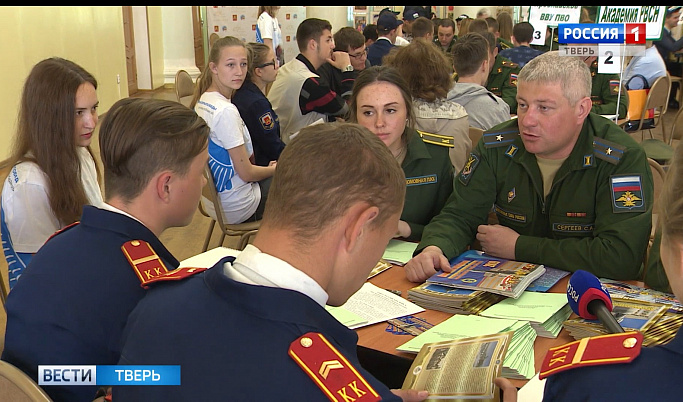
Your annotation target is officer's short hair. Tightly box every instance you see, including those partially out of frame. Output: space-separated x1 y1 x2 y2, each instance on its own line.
436 18 456 31
99 98 209 201
518 51 592 106
512 22 535 44
452 33 489 76
262 122 405 241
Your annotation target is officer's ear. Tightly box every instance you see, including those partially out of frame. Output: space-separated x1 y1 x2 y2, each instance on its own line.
575 96 593 121
154 171 174 203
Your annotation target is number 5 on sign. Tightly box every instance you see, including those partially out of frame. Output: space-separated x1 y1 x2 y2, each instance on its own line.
598 44 622 74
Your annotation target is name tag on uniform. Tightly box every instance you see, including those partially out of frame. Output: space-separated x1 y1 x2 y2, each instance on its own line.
406 174 437 186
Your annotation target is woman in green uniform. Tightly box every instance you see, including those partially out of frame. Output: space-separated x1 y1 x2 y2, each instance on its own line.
349 66 454 242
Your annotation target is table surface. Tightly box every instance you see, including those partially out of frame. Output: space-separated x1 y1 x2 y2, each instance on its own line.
356 263 576 388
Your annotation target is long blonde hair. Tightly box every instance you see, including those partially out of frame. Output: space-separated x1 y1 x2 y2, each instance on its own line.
191 36 246 108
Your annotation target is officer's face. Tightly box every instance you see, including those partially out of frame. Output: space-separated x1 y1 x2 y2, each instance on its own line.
516 80 588 160
354 81 408 156
438 26 454 46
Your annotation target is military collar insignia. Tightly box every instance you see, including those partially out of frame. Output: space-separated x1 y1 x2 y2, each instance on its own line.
507 187 516 202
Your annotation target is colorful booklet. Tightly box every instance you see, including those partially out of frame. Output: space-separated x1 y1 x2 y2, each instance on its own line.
426 252 546 299
401 332 513 400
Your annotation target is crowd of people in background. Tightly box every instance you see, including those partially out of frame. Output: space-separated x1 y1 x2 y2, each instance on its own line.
3 6 683 402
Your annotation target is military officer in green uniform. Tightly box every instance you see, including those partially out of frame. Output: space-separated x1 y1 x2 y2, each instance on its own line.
487 53 520 114
497 36 513 52
586 56 629 119
404 51 653 284
469 30 520 114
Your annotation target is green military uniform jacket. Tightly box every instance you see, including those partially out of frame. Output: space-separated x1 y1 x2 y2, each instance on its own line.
487 55 520 114
644 230 672 292
434 37 456 54
497 37 513 51
416 113 653 280
589 60 629 119
401 128 454 242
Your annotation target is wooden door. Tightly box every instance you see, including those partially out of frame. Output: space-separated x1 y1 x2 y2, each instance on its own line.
122 6 138 95
193 6 205 72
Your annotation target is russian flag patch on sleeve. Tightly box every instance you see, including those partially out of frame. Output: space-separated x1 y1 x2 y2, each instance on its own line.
610 174 646 213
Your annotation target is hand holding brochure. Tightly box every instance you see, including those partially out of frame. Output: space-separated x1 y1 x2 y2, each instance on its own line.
401 332 512 401
426 253 546 298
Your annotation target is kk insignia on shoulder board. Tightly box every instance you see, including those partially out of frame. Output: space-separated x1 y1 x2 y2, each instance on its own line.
539 331 642 379
289 332 381 401
122 240 169 288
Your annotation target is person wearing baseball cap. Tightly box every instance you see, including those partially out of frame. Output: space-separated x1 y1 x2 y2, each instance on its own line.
402 6 427 42
367 12 403 66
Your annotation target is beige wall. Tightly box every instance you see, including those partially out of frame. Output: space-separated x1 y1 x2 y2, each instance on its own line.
0 7 139 160
0 6 371 161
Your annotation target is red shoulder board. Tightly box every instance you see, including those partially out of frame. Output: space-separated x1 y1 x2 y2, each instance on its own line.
289 332 381 401
121 240 170 289
143 266 207 286
538 331 642 379
45 221 80 243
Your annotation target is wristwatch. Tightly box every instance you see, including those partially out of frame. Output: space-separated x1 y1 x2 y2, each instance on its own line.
341 65 354 72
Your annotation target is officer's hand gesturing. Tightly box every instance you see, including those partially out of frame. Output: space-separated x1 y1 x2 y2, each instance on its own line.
476 224 519 259
404 246 451 283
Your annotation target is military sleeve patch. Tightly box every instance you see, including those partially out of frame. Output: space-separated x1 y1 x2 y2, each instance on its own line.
459 153 480 186
259 111 276 131
417 130 455 147
610 174 646 213
122 240 170 289
510 73 518 87
609 79 620 94
483 128 519 148
593 138 625 165
539 331 642 379
289 332 381 401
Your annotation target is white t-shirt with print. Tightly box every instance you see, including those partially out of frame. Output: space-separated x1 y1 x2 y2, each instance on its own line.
1 146 103 252
195 91 260 224
256 12 282 51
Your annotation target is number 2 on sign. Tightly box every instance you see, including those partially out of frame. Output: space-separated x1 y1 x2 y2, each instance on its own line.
598 45 621 74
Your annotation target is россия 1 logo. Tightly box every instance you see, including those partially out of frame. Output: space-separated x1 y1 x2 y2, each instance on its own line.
558 23 646 45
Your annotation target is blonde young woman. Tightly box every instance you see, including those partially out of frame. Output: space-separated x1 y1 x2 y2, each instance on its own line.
1 57 103 289
192 36 276 224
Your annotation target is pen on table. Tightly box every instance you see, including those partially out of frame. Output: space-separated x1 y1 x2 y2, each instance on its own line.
384 289 402 296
